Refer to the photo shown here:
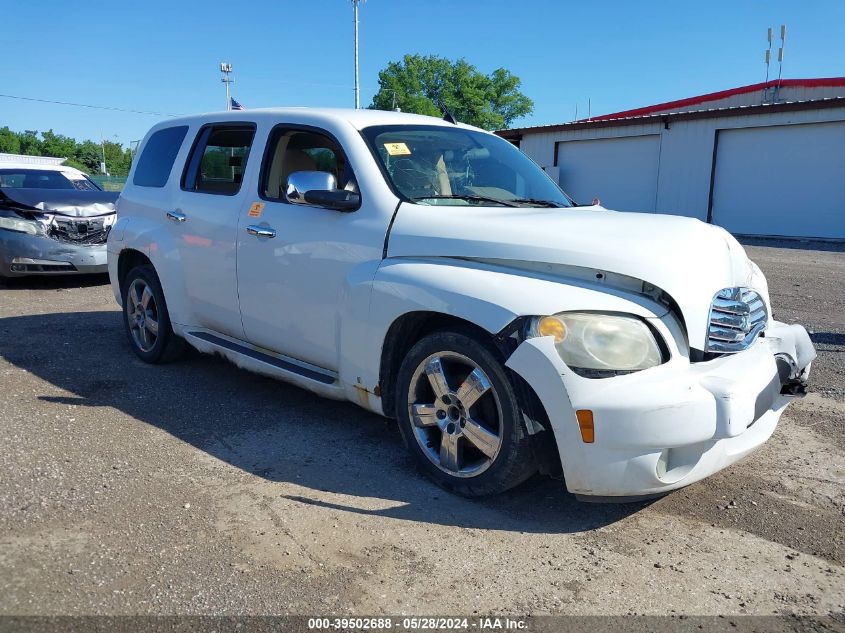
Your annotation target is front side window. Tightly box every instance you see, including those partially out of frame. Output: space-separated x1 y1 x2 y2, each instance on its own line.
260 127 357 202
361 125 573 208
183 125 255 195
133 125 189 188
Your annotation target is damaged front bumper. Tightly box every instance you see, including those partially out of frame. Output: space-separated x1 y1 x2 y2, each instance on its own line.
0 229 109 276
506 319 815 499
0 187 116 277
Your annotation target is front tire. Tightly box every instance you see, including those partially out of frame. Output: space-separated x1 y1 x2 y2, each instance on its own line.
122 265 186 363
395 329 536 497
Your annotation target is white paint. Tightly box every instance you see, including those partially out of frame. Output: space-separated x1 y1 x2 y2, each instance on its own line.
387 202 759 352
506 321 809 496
109 107 815 498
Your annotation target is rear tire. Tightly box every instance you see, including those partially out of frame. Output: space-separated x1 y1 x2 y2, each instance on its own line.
122 265 186 363
395 328 536 497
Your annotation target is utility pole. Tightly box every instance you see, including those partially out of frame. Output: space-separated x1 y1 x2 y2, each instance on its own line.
352 1 362 109
221 62 234 111
100 135 107 175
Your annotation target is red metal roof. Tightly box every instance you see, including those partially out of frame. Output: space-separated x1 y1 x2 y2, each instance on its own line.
585 77 845 122
496 95 845 140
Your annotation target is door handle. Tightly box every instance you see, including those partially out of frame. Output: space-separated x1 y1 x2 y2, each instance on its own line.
166 210 187 223
246 225 276 238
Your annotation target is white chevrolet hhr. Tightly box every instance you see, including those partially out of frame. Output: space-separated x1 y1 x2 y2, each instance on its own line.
108 108 815 500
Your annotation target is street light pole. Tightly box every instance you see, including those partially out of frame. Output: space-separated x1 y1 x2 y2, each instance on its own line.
352 0 361 109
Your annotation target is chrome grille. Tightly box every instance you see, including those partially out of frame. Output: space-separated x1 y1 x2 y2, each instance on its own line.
705 287 768 354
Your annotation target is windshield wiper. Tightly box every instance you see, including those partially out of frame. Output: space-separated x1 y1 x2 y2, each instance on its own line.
507 198 565 208
409 194 520 208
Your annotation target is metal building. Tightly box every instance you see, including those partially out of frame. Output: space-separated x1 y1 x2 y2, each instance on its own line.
0 153 67 167
498 78 845 240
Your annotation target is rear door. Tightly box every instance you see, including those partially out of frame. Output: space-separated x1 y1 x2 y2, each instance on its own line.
171 123 257 337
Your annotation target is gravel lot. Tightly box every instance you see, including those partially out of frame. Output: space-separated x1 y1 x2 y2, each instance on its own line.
0 242 843 617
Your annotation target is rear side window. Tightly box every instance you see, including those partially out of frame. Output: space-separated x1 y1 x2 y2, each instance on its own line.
182 124 256 195
132 126 189 188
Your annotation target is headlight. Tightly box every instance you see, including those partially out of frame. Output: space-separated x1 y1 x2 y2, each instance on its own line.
528 312 663 375
0 216 40 235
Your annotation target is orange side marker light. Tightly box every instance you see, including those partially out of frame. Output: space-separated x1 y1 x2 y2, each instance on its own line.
576 409 594 443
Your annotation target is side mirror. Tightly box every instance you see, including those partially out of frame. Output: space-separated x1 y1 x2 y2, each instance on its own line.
304 189 361 211
285 171 360 211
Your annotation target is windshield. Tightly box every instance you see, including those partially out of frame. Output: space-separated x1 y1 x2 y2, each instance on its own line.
361 124 573 207
0 168 101 191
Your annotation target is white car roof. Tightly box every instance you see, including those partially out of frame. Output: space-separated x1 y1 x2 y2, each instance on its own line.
158 107 485 133
0 162 89 177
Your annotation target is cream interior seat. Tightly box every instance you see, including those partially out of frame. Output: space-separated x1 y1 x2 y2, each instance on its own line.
264 131 355 198
264 135 318 199
280 150 317 189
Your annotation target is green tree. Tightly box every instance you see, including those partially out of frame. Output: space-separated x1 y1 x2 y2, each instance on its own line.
41 130 78 160
73 140 103 174
18 130 42 156
0 126 137 177
369 54 533 130
102 140 132 176
0 127 22 154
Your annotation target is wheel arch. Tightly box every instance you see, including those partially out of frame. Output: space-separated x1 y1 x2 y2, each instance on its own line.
378 310 501 419
117 248 153 294
377 309 563 478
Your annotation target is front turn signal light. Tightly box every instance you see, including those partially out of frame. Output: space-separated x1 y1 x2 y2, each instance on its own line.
533 315 567 344
576 409 595 443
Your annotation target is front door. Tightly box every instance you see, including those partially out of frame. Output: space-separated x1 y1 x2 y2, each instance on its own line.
236 125 382 371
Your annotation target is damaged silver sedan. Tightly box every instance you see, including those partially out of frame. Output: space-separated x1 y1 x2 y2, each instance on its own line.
0 169 117 277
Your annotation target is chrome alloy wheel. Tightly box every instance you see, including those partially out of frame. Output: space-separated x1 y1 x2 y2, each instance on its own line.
407 352 503 477
126 278 159 353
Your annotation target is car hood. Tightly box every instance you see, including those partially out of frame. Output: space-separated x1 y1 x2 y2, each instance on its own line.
387 204 762 351
0 188 118 217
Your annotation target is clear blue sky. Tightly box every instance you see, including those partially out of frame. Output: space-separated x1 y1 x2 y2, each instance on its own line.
2 0 844 146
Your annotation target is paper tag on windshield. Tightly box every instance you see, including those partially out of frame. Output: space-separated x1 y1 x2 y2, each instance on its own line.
384 142 411 156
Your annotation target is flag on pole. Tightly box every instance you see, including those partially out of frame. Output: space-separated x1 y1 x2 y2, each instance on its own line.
230 97 245 111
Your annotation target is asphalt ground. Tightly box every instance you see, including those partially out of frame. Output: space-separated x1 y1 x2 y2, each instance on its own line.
0 241 843 617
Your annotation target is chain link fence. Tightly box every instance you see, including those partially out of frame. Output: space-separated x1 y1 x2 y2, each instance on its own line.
89 175 127 192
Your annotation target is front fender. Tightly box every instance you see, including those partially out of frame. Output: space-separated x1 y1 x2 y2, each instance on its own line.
340 256 668 413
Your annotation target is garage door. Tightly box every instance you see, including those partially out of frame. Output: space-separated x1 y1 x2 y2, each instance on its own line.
711 121 845 239
556 135 660 211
